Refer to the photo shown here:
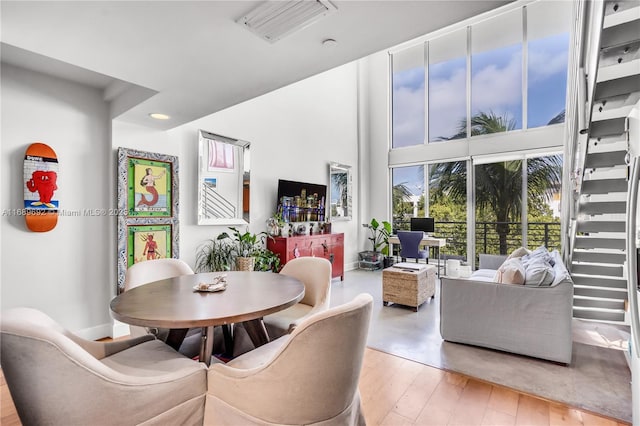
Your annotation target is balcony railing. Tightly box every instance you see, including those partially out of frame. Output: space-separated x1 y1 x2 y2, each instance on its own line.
393 220 561 267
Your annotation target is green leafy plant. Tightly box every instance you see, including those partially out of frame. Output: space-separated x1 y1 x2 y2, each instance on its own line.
362 218 392 255
195 235 234 272
222 227 267 258
253 248 281 272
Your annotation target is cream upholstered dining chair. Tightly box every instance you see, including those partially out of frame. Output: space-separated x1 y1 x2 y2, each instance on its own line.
1 307 207 426
262 256 332 340
124 258 203 358
203 293 373 426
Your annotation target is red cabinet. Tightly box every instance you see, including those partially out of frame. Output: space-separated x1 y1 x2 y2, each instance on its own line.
267 233 344 280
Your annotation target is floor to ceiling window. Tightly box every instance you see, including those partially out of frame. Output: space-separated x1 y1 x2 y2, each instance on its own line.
391 165 425 231
428 161 468 260
387 1 571 264
526 153 563 251
429 29 467 142
527 1 571 127
474 158 525 256
471 9 523 134
392 45 425 148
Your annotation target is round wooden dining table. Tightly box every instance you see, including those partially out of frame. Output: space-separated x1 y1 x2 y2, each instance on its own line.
110 271 305 365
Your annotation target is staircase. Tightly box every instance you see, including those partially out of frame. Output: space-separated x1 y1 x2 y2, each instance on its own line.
570 0 640 323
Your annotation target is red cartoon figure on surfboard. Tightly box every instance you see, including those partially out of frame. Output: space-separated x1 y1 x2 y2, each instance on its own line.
24 143 59 232
26 170 58 208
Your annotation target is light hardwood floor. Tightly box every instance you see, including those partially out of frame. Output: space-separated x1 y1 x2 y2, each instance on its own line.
0 347 629 426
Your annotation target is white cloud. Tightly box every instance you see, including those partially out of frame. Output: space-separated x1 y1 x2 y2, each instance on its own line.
472 52 522 115
393 84 425 147
429 67 466 139
528 49 568 83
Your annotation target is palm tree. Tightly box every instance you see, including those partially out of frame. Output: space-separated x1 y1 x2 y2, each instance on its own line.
430 112 562 254
331 171 348 216
392 182 413 229
438 110 517 140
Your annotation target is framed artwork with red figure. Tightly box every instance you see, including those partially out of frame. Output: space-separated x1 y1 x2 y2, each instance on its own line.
126 224 172 267
117 148 179 293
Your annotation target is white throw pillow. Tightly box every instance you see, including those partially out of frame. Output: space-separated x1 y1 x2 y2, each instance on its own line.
507 246 531 260
524 258 555 286
493 258 526 285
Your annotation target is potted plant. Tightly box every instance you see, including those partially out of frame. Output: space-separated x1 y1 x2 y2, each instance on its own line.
361 218 393 268
253 248 281 272
195 235 234 272
222 226 268 271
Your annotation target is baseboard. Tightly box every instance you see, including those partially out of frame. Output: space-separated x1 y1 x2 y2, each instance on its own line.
112 320 131 338
75 320 130 340
345 261 359 271
74 322 114 340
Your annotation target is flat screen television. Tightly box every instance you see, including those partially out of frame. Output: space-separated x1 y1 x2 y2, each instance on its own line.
410 217 435 233
277 179 327 222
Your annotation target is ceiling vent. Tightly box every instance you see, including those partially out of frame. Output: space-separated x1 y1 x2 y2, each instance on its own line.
237 0 337 43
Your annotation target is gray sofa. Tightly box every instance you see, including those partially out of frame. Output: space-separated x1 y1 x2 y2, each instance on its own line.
440 250 573 364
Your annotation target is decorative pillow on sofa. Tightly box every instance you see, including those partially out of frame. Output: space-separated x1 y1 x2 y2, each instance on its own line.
507 246 531 259
521 246 555 267
493 258 526 285
524 258 555 286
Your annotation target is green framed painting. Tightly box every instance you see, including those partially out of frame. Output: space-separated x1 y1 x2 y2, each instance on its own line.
127 157 173 217
127 224 172 268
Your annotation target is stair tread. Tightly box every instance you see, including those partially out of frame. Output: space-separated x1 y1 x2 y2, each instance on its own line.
574 294 627 301
603 5 640 29
573 306 626 313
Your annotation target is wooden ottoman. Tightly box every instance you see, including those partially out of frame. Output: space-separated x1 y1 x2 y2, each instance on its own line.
382 264 436 311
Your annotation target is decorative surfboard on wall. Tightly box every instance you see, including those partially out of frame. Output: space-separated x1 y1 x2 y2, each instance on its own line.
24 143 59 232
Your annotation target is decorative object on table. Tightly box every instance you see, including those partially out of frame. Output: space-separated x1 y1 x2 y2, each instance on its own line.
329 162 352 221
319 221 332 234
195 274 228 292
117 147 179 293
266 211 284 236
23 142 59 232
197 130 251 226
294 223 307 236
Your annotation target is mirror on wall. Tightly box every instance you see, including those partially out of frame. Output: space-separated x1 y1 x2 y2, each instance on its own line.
197 130 250 225
329 162 352 221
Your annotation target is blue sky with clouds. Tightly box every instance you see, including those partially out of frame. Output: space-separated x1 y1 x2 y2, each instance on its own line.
393 33 569 150
391 33 569 194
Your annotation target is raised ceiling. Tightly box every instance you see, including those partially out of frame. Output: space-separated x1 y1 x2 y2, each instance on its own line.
1 1 512 130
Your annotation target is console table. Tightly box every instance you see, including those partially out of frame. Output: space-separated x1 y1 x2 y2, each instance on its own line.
267 233 344 280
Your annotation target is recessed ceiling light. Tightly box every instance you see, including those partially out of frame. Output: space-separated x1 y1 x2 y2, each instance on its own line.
149 113 170 120
322 38 337 46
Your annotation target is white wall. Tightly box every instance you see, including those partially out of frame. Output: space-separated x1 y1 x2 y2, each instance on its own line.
173 62 362 271
1 59 363 337
1 63 114 337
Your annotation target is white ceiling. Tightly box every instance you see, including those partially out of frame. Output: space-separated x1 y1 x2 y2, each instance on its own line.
1 1 512 130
